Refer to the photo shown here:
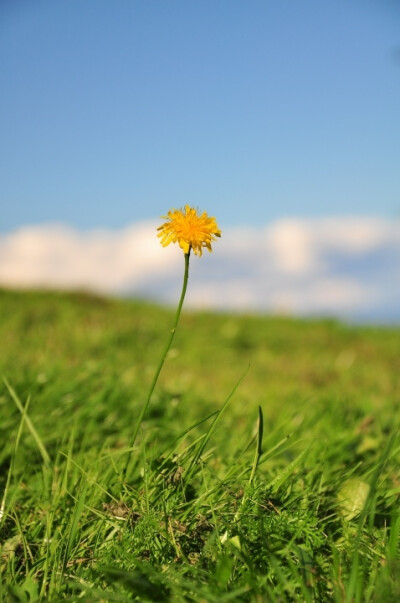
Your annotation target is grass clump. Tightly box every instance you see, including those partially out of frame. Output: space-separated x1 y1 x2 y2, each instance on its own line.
0 288 399 601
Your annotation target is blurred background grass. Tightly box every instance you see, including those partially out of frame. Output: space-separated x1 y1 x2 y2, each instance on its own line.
1 288 398 453
1 288 399 600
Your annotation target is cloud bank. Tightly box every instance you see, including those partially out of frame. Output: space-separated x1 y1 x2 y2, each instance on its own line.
0 217 399 322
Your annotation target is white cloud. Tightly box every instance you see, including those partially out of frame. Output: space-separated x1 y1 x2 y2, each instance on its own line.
0 217 399 322
0 222 179 291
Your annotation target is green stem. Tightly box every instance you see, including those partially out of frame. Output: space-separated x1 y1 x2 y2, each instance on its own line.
124 251 190 475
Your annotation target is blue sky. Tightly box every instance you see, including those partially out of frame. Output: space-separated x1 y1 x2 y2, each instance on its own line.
1 0 399 233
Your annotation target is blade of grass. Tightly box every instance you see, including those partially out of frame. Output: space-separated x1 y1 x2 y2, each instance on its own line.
0 393 32 525
62 477 89 574
186 365 250 481
248 405 264 488
3 378 50 467
235 406 265 516
221 406 264 544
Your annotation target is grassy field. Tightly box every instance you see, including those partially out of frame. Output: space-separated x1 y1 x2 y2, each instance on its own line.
0 288 399 602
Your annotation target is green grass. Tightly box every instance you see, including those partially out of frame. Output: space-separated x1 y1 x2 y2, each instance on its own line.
0 288 399 602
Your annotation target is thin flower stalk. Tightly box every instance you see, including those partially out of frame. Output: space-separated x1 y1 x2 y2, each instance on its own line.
125 205 220 476
129 251 190 450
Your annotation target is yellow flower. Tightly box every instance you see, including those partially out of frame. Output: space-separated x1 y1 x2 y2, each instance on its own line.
157 205 221 256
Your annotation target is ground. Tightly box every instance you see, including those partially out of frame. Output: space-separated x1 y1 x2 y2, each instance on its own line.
0 289 399 601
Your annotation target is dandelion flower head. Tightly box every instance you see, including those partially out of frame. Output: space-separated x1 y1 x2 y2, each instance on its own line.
157 205 221 256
